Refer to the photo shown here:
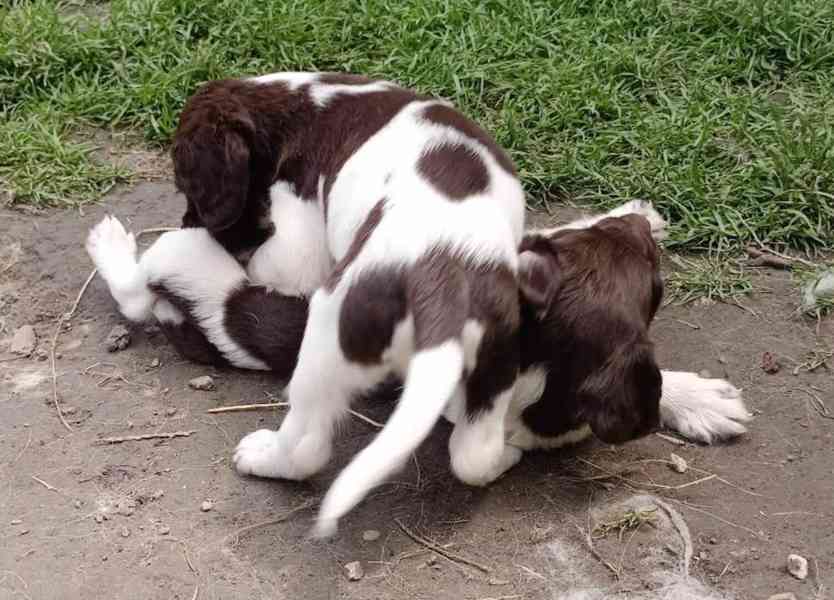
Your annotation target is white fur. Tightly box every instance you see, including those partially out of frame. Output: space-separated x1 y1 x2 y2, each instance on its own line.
246 181 332 296
249 71 318 89
537 199 668 242
449 387 521 486
86 216 155 322
315 340 465 537
658 371 750 443
311 81 394 107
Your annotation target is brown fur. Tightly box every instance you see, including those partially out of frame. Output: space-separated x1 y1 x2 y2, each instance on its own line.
517 215 664 443
417 143 490 199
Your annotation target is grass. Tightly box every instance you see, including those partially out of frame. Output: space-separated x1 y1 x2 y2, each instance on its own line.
593 507 657 542
2 0 834 252
665 254 754 305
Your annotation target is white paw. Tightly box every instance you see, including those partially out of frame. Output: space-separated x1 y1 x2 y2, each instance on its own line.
608 199 668 241
659 371 751 444
233 427 330 480
233 429 290 479
451 443 522 486
86 215 138 280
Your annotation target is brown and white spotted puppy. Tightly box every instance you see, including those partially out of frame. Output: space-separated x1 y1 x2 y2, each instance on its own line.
168 72 526 536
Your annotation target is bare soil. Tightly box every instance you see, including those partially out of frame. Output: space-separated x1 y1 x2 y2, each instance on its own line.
1 181 831 599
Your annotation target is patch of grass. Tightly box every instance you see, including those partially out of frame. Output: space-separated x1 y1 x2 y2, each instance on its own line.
593 507 657 542
665 255 754 305
2 0 834 252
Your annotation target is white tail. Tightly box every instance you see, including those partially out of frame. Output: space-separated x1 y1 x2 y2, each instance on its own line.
314 340 465 537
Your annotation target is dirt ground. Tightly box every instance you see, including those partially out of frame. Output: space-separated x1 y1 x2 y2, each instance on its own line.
1 178 832 600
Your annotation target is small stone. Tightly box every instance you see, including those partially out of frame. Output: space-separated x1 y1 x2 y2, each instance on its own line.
200 500 214 512
786 453 797 462
150 489 165 500
60 405 77 415
105 325 131 352
709 537 718 545
34 348 49 361
101 555 108 562
10 519 22 525
94 514 104 524
150 358 160 368
189 376 215 391
669 452 688 473
10 325 37 356
158 525 171 535
698 369 712 379
761 351 780 374
787 554 808 580
768 594 797 600
120 527 130 538
343 561 364 581
488 577 510 586
116 499 136 517
19 529 30 536
74 500 82 509
165 407 177 417
362 529 381 542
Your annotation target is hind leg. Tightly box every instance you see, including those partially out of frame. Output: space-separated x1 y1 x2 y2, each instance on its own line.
233 288 385 480
86 216 156 321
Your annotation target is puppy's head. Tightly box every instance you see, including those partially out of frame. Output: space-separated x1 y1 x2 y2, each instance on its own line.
519 213 664 444
172 80 256 232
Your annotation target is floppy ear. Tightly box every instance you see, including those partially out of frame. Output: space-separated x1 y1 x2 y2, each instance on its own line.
580 338 662 444
172 123 252 233
518 239 560 309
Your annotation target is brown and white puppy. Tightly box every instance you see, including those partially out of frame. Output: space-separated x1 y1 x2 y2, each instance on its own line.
167 72 527 536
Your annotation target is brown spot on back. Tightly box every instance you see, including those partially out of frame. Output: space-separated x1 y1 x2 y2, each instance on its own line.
422 104 516 174
326 198 387 291
417 143 489 200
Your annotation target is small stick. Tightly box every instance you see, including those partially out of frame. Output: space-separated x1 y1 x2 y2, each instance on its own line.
749 244 817 269
575 524 620 579
655 432 686 446
667 498 763 539
673 318 701 330
207 401 384 428
191 584 199 600
206 402 288 414
31 475 59 492
577 458 717 491
395 517 492 574
94 430 196 445
799 387 834 420
745 247 794 270
225 497 318 546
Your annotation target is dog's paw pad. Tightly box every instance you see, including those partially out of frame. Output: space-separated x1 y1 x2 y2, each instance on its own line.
233 429 284 478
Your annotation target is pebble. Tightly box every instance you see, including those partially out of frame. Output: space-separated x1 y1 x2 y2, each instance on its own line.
165 407 178 416
698 369 712 378
343 561 364 581
768 594 797 600
150 358 161 368
150 489 165 500
200 500 214 512
787 554 808 580
120 527 130 538
708 537 717 545
116 499 136 517
10 519 22 525
34 348 49 361
761 351 780 374
362 529 381 542
74 500 82 509
669 452 688 474
60 406 78 415
158 525 171 535
94 514 104 524
105 325 131 352
189 376 216 391
10 325 37 356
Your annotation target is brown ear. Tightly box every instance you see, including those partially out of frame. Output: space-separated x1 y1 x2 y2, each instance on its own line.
580 338 662 444
172 123 252 232
518 240 560 308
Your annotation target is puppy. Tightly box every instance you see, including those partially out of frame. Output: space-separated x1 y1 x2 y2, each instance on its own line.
166 71 527 536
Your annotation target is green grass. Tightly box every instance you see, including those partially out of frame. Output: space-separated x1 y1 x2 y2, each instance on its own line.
665 255 754 305
2 0 834 251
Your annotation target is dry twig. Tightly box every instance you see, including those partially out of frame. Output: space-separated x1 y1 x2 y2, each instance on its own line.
224 497 318 546
208 400 384 428
395 517 492 574
31 475 60 492
95 430 196 445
